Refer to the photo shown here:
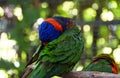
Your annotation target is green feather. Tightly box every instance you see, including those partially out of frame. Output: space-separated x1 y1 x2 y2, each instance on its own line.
82 54 115 73
29 62 47 78
83 59 112 73
29 26 84 78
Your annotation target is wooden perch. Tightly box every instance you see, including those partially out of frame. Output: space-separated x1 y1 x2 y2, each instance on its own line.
22 65 34 78
22 66 120 78
61 71 120 78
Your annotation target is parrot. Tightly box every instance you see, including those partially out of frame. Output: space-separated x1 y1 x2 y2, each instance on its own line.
26 16 84 78
82 54 118 74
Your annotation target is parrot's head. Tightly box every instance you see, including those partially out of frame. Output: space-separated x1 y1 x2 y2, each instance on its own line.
52 16 76 30
92 54 118 74
38 16 75 45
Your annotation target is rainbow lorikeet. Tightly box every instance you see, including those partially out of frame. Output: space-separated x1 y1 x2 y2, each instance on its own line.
82 54 118 74
26 16 84 78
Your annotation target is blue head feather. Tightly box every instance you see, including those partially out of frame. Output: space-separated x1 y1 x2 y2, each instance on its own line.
39 21 61 42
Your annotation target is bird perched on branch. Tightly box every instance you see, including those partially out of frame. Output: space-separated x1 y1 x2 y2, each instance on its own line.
26 16 84 78
82 54 118 74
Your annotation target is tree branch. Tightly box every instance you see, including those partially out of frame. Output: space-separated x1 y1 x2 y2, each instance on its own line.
61 71 120 78
22 65 34 78
76 19 120 26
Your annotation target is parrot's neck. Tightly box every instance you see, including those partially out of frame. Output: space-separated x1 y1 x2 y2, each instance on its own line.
42 42 49 46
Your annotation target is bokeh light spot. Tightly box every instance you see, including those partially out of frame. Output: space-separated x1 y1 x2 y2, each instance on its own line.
14 61 20 68
113 48 120 64
103 47 112 54
41 2 48 8
0 70 8 78
14 6 23 21
62 1 74 12
101 9 114 21
0 6 4 16
83 25 90 32
92 3 99 10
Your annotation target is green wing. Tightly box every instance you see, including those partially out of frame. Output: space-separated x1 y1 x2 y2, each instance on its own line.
29 27 84 78
39 26 84 64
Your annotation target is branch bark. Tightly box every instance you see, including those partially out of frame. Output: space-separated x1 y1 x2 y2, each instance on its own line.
76 20 120 26
61 71 120 78
22 65 34 78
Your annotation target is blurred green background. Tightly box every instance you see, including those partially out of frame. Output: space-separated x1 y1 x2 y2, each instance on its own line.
0 0 120 78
